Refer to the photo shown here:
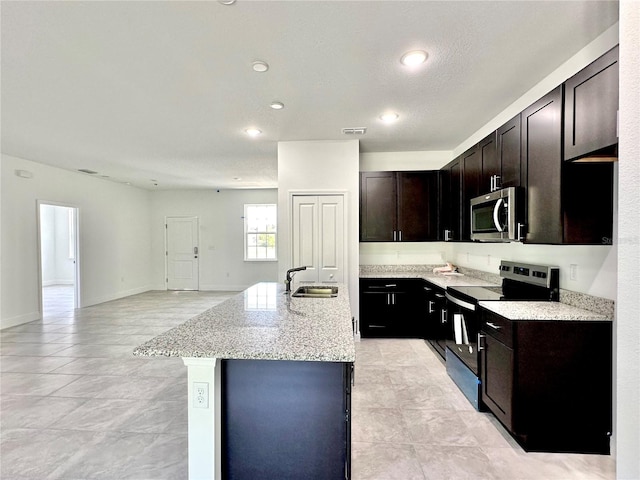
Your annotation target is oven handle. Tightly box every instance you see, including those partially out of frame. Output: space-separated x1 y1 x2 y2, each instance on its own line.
445 292 476 311
493 198 505 232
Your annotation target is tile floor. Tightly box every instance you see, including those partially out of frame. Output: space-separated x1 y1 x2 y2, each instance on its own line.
1 287 615 479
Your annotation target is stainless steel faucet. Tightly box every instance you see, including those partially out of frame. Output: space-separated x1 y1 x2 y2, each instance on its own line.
285 266 307 293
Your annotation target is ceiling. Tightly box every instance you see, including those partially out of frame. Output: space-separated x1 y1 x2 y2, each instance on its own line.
1 1 619 190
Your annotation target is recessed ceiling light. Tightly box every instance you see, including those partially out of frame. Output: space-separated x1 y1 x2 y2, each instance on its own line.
400 50 428 67
270 101 284 110
218 0 236 5
252 61 269 72
380 112 399 123
245 128 262 137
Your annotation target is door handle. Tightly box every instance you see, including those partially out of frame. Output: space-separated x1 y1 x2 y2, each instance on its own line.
493 198 504 232
194 247 198 254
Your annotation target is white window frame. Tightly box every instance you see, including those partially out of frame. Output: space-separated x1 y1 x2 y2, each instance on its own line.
244 204 278 262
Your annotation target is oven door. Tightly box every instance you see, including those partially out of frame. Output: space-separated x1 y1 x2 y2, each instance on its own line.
445 292 480 375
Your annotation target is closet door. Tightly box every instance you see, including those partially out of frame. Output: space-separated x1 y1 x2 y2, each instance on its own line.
292 195 344 284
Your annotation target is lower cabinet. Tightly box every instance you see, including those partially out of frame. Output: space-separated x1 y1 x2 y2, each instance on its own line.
479 310 612 454
423 284 447 358
359 279 424 338
222 359 352 480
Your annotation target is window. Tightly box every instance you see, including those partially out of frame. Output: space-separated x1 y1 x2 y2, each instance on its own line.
244 204 277 261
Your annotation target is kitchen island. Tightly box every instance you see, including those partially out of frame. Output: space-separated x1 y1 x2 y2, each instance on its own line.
134 282 355 480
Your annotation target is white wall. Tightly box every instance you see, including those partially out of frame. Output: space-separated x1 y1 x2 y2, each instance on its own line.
616 2 639 477
1 154 153 329
360 151 452 172
278 140 360 321
149 189 278 291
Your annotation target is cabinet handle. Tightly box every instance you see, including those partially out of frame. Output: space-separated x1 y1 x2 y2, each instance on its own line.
478 334 486 351
486 322 502 330
517 223 526 242
393 230 397 242
385 284 397 288
444 230 450 242
490 175 495 192
387 293 391 305
399 230 402 242
428 301 435 314
440 310 447 324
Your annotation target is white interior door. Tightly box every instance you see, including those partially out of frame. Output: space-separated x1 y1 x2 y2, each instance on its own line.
318 195 344 283
166 216 199 290
292 195 344 284
292 196 318 283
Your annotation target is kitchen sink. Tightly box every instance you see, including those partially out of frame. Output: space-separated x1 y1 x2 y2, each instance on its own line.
291 286 338 298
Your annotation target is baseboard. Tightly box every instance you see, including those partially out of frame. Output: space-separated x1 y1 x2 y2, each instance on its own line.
199 284 249 292
80 285 154 308
1 311 41 330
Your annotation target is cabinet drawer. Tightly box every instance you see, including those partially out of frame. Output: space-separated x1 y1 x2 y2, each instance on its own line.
481 311 513 348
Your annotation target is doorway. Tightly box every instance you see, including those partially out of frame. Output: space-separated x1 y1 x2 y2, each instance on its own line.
38 202 80 316
165 216 199 290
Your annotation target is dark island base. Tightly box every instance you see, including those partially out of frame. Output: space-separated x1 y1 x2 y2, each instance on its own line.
222 359 352 480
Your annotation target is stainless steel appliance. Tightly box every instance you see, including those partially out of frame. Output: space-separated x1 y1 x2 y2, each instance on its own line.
444 260 559 409
470 187 524 242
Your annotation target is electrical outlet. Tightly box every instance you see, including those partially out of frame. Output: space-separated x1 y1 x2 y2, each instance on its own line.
570 264 578 281
193 382 209 409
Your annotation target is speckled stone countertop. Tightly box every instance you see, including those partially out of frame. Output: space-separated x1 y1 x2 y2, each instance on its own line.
478 301 612 321
359 268 499 289
133 282 355 362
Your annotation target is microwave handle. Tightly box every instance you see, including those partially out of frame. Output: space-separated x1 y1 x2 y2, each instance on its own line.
493 198 504 232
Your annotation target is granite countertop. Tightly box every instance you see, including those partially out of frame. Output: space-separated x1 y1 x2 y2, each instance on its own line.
360 270 499 289
478 300 612 321
133 282 355 362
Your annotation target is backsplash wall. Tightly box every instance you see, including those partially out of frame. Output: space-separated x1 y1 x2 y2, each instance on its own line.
359 241 616 301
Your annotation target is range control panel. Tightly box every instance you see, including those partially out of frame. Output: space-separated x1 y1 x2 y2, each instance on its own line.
499 261 559 289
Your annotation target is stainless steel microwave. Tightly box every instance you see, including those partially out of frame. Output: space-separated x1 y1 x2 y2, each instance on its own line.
470 187 523 242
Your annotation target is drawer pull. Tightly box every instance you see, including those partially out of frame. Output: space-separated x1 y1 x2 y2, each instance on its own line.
486 322 502 330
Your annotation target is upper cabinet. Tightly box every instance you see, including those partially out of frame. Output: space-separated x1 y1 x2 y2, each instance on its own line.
461 146 482 240
441 159 462 241
564 46 619 162
497 114 522 189
360 171 439 242
521 86 564 244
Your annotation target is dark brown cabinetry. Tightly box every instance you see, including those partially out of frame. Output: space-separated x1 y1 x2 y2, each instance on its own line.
360 171 439 242
521 86 564 244
461 146 482 240
360 279 424 338
497 114 522 189
441 159 462 241
564 46 619 162
423 284 448 359
479 310 612 454
479 132 499 193
521 85 614 244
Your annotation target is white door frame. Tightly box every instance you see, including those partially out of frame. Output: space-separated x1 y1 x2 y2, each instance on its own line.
36 200 81 315
288 190 349 284
164 216 200 291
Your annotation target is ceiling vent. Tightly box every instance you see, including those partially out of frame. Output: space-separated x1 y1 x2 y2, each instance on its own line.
342 127 367 135
77 168 98 174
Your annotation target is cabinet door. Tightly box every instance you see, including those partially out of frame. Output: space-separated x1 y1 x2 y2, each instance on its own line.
397 171 439 241
521 86 563 244
480 131 499 193
564 46 619 161
360 172 396 241
461 146 482 241
481 333 514 431
497 114 522 188
443 159 462 241
360 291 393 336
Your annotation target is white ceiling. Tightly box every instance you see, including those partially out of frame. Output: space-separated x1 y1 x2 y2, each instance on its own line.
1 1 619 190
